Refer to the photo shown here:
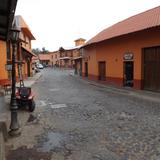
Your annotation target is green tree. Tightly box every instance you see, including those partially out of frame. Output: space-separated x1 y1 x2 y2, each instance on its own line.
42 47 49 54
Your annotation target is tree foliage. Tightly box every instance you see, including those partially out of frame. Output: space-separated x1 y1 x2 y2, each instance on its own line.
32 47 49 55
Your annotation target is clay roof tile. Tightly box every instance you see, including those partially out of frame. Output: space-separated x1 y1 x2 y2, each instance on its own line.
85 6 160 46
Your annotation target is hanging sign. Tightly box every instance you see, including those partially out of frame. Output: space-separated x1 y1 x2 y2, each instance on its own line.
123 53 133 60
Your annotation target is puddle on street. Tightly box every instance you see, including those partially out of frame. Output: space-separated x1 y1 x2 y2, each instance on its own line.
37 132 67 152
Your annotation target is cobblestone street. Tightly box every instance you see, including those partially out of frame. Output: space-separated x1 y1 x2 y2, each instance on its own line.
6 68 160 160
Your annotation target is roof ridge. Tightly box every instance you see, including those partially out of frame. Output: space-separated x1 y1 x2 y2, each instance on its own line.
86 5 160 46
115 5 160 26
100 5 160 34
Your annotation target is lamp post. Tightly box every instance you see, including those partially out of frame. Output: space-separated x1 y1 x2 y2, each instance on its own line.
9 27 21 136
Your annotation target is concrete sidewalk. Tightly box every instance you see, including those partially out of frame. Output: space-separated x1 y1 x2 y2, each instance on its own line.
0 72 42 160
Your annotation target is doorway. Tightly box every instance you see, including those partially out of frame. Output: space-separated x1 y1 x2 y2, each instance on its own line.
143 46 160 91
85 62 88 77
124 61 133 87
98 61 106 80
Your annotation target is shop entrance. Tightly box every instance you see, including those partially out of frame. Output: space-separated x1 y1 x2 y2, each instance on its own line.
124 61 133 87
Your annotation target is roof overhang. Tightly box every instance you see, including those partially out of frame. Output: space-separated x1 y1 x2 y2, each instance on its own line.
0 0 18 40
22 46 36 57
73 56 82 60
21 27 36 40
59 57 71 60
83 6 160 48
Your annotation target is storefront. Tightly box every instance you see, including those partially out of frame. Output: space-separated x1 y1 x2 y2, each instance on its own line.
82 6 160 91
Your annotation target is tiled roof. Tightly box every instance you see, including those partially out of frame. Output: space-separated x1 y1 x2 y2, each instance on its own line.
85 6 160 46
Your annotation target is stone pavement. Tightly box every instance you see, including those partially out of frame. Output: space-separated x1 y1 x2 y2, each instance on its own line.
3 69 160 160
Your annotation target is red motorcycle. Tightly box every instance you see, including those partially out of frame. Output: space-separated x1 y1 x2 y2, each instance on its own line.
16 87 35 112
15 62 36 112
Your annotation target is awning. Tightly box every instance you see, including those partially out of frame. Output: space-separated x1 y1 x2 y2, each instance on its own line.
22 46 36 58
0 0 18 40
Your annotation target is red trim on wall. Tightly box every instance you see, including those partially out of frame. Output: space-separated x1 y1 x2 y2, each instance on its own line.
88 74 98 81
0 79 11 85
82 72 142 90
106 76 123 87
133 79 141 89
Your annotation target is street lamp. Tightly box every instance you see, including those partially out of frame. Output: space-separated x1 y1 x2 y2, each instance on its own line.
9 27 21 136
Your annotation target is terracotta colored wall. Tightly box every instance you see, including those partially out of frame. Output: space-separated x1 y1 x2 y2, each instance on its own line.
82 46 98 77
0 40 8 85
49 52 60 66
82 28 160 89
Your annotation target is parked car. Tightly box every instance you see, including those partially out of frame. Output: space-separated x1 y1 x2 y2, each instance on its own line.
35 67 40 73
37 64 44 69
43 64 49 68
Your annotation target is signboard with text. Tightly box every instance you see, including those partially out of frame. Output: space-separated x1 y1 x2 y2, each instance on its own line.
123 53 133 61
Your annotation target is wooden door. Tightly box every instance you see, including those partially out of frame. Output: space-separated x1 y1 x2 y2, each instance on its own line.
143 46 160 91
98 61 106 80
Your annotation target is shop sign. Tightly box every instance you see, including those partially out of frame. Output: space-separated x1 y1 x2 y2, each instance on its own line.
123 53 133 60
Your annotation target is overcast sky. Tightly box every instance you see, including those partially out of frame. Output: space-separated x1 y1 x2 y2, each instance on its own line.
15 0 160 51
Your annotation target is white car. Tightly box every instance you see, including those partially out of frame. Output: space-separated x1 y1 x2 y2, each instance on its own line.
37 64 44 69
